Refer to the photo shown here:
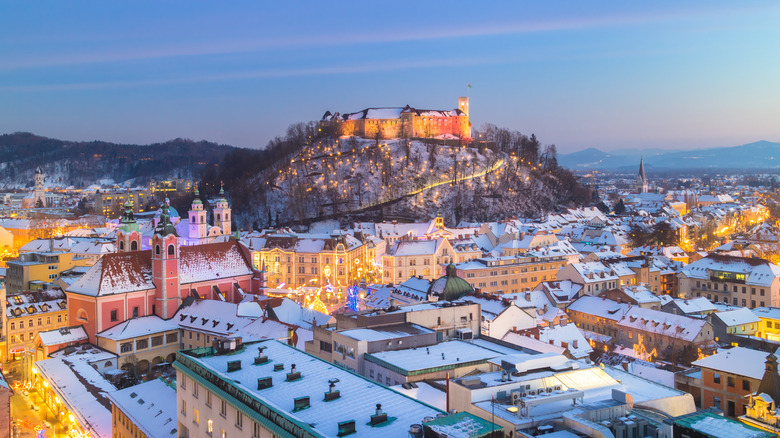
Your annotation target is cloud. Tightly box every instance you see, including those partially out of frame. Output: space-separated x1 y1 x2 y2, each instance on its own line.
0 55 504 92
3 4 773 71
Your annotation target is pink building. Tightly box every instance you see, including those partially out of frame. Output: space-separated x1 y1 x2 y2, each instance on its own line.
65 203 260 342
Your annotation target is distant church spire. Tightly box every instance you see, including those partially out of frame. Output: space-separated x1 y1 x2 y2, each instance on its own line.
636 157 648 193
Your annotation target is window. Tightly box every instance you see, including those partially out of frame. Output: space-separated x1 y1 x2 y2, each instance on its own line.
207 419 213 434
136 339 148 349
132 307 139 317
713 397 721 410
20 321 24 329
743 379 751 391
253 423 262 438
193 408 199 424
220 400 227 417
713 373 721 384
58 315 62 323
181 399 187 415
181 376 187 389
120 342 133 353
9 323 14 331
206 391 212 407
193 383 199 398
110 310 118 322
236 411 243 429
727 376 735 387
168 245 175 255
152 336 163 347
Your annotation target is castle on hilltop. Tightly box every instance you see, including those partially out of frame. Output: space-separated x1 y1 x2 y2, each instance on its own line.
321 97 471 140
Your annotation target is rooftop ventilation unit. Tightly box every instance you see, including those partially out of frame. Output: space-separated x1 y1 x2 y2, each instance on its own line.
370 404 388 426
226 360 241 372
257 377 273 390
254 346 269 365
337 420 356 437
325 378 341 402
274 363 285 371
286 363 302 381
293 396 310 412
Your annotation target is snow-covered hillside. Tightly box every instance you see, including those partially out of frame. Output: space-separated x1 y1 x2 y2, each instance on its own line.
243 136 585 227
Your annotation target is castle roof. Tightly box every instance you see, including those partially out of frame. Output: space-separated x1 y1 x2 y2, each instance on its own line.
429 264 473 301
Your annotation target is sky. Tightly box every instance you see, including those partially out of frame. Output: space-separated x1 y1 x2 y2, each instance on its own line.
2 1 780 153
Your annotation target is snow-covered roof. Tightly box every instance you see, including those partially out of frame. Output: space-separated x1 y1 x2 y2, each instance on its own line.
37 326 88 347
36 347 116 438
6 289 66 319
178 339 443 437
365 340 503 373
617 307 709 342
752 307 780 321
98 316 178 341
106 379 178 438
692 347 773 380
681 254 780 287
340 324 433 342
179 240 253 284
712 308 760 327
567 296 630 322
669 297 717 314
66 251 154 296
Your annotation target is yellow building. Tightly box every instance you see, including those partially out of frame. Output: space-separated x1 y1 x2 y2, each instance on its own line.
250 232 371 292
96 316 180 377
93 189 154 218
4 289 68 362
455 252 570 294
5 251 91 294
753 307 780 342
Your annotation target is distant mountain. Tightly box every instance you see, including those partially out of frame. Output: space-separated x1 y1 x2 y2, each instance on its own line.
558 140 780 170
0 132 238 188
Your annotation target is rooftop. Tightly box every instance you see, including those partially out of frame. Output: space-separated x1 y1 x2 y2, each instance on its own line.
176 339 444 438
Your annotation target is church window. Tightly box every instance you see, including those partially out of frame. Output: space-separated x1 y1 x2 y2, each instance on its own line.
168 245 175 255
191 216 195 223
201 216 205 223
226 214 229 220
119 241 124 251
131 241 138 251
217 214 221 221
156 245 161 255
77 309 88 322
110 310 117 321
132 307 139 317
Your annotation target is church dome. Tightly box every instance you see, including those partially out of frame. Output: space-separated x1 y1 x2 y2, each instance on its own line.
428 264 473 301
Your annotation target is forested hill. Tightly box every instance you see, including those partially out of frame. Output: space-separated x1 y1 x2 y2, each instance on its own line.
0 132 238 188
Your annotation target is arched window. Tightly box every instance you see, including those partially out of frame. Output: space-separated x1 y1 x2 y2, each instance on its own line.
168 244 175 256
200 216 204 223
130 241 138 251
216 214 221 221
77 309 88 322
226 214 229 220
104 361 113 368
119 241 124 251
191 216 195 223
155 245 161 255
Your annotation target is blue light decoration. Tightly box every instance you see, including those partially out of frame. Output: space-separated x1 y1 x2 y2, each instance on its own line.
325 284 334 293
346 286 360 312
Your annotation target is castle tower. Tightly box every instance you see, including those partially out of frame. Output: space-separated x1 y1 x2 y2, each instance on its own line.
213 184 232 236
636 157 648 194
34 166 45 207
458 97 469 119
116 200 142 252
152 203 180 319
188 186 207 243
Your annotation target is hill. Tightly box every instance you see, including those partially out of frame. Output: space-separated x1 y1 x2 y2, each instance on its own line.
558 140 780 170
0 132 238 188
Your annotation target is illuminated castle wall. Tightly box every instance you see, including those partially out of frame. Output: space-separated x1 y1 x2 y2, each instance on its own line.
322 97 471 140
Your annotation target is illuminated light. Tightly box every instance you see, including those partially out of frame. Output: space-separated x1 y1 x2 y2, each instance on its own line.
506 406 518 413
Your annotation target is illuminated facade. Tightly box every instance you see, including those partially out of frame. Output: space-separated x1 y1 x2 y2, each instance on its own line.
322 97 471 140
250 232 371 293
679 254 780 308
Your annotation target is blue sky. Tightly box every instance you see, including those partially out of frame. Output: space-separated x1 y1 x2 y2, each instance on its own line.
2 1 779 152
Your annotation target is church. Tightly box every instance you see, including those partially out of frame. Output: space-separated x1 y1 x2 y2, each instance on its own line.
66 199 265 342
21 167 47 208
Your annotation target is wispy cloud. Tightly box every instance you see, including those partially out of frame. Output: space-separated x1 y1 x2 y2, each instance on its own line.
0 55 505 92
3 4 773 71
